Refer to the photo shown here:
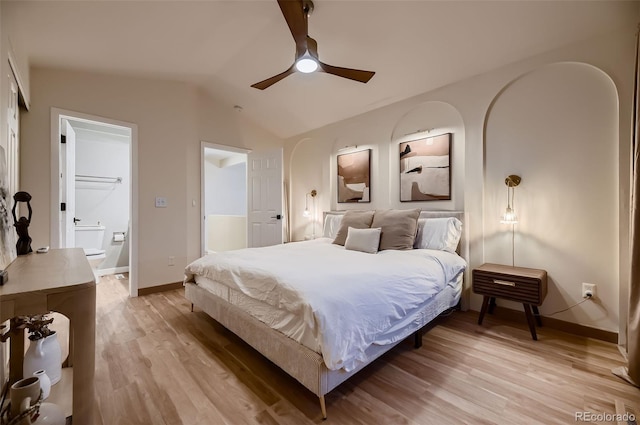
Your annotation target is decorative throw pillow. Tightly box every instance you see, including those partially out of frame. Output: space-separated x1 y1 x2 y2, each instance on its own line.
333 210 375 246
413 217 462 252
371 209 421 250
322 214 343 239
344 227 381 254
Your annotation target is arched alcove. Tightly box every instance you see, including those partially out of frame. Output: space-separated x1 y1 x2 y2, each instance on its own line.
484 62 619 331
289 137 330 241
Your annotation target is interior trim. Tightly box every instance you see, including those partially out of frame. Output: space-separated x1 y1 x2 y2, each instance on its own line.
138 281 184 296
481 305 618 343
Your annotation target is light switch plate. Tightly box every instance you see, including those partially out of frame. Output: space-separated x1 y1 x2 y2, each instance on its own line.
155 197 168 208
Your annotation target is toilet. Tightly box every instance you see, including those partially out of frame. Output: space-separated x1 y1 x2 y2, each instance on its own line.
74 225 106 283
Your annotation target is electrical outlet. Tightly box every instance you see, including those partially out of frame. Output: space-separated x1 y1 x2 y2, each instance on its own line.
168 256 175 266
582 283 596 299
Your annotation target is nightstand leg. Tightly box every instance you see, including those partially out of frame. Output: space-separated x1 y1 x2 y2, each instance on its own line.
532 305 542 327
488 297 497 314
478 296 490 325
523 304 538 340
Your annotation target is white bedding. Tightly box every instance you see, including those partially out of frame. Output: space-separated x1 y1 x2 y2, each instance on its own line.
185 238 466 372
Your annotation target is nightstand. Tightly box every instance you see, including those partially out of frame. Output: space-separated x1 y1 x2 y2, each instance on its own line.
473 263 548 340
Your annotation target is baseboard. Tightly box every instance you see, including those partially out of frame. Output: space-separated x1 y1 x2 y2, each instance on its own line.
138 281 183 296
97 266 129 277
479 305 618 343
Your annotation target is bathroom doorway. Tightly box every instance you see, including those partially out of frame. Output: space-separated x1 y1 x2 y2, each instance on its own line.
50 109 139 297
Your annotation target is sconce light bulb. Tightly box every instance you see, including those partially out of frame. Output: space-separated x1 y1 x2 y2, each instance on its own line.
303 208 311 218
500 207 518 224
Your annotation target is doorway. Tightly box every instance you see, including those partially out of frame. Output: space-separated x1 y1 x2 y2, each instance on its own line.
50 108 139 297
200 142 285 255
201 142 249 256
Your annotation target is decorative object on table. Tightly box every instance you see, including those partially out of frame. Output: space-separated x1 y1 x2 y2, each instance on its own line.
8 376 40 424
31 371 49 400
0 146 16 269
499 175 521 266
22 315 62 386
1 376 65 425
337 149 370 203
399 133 451 202
11 192 32 255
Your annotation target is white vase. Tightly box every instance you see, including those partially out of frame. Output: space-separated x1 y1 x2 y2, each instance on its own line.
33 369 51 400
33 403 66 425
23 333 62 385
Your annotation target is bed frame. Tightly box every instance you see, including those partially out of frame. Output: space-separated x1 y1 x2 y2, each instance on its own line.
185 210 465 419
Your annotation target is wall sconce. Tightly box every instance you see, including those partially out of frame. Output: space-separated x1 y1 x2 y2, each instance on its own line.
303 190 317 218
500 175 521 266
500 175 521 224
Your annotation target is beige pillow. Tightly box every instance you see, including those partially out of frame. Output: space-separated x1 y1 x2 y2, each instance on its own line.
344 227 381 254
332 210 375 246
371 209 421 250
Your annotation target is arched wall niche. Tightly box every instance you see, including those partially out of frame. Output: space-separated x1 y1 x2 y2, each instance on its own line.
330 134 380 212
389 101 465 211
290 137 330 241
483 62 620 331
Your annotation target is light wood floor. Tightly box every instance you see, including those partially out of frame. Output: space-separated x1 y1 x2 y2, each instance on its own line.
94 275 639 424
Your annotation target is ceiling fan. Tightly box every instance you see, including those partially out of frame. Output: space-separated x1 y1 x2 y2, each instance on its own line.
251 0 375 90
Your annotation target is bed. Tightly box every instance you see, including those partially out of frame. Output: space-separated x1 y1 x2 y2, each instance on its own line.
184 209 466 418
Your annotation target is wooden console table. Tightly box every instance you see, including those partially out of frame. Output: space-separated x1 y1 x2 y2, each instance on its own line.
1 248 95 424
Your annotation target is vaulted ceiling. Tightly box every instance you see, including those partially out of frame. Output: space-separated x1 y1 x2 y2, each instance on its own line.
4 1 635 139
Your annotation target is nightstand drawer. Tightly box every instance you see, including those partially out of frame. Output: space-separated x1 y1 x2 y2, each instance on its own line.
472 264 547 305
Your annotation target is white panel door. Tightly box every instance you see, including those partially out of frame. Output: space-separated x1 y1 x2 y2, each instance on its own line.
7 71 19 202
247 148 283 247
61 120 76 248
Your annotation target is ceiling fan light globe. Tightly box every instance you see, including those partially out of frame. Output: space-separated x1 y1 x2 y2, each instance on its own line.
295 58 318 73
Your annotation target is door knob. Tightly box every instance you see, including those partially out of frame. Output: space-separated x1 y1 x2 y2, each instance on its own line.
73 217 81 224
270 214 282 220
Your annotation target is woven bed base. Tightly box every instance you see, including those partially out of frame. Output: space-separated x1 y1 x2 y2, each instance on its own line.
185 281 418 418
184 280 461 418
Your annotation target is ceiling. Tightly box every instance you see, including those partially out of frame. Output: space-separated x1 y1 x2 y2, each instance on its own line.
5 1 636 139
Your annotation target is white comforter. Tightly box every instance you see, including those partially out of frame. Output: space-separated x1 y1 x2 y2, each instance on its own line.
185 238 466 371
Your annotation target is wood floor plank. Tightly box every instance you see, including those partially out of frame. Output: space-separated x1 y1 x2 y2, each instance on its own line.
94 275 640 424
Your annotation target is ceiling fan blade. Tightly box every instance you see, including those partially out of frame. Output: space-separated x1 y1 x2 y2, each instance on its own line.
318 61 375 83
251 65 296 90
277 0 308 50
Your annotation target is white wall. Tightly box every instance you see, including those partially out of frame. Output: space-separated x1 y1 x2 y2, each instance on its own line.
74 128 130 271
204 158 246 216
207 215 246 252
484 63 619 331
285 26 636 335
20 68 282 289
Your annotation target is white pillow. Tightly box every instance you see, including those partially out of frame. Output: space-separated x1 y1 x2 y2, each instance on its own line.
322 214 343 238
413 217 462 252
344 227 381 254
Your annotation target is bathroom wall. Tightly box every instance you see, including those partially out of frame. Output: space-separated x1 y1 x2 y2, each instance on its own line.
204 155 247 252
74 126 130 273
204 157 246 215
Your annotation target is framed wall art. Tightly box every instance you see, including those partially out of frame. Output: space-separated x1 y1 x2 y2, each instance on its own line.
399 133 451 202
337 149 371 203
